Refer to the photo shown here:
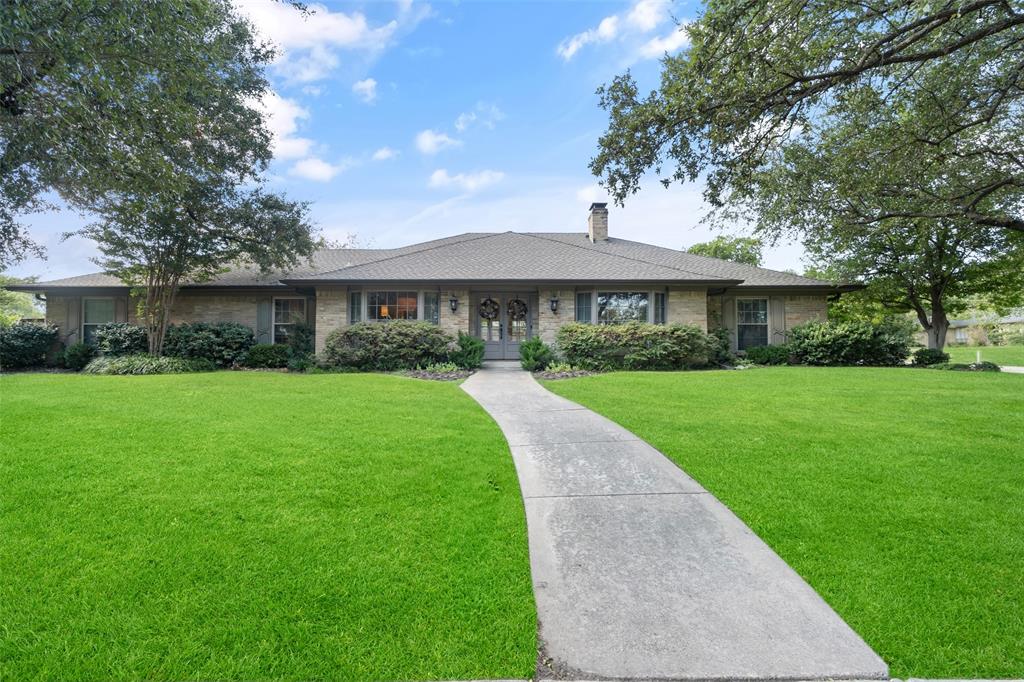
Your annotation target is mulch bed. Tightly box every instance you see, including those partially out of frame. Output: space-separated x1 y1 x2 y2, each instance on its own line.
404 368 475 381
533 369 597 380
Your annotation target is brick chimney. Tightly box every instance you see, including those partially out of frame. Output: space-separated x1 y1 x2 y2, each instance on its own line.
588 202 608 242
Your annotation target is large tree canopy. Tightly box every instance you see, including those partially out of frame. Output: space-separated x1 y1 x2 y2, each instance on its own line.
686 235 763 265
591 0 1024 237
0 0 278 268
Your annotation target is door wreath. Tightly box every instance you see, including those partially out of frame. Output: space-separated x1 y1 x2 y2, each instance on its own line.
507 298 528 321
479 297 500 320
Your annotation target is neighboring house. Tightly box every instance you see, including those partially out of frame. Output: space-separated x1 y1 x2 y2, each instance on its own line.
944 314 1024 346
10 204 855 360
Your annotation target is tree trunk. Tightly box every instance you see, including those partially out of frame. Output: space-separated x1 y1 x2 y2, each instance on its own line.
928 295 949 351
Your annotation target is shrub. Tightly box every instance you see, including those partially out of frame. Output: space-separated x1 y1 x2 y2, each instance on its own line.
245 343 290 368
912 347 950 366
787 318 911 366
707 327 734 366
930 361 1001 372
557 322 712 371
520 336 555 371
287 353 315 372
286 322 314 357
82 354 216 375
744 344 791 365
62 342 96 371
449 332 485 369
163 322 255 367
94 323 148 356
322 321 454 371
0 322 58 369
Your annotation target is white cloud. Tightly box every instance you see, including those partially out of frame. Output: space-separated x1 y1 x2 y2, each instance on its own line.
557 15 619 60
235 1 428 83
454 102 505 132
636 25 690 59
627 0 669 31
372 146 399 161
576 183 609 205
415 129 461 154
428 169 504 192
254 91 313 160
289 157 352 182
352 78 378 103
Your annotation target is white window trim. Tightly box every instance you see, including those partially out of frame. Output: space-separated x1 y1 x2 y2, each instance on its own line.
357 289 425 323
81 296 116 344
578 289 662 324
735 297 770 350
271 296 307 344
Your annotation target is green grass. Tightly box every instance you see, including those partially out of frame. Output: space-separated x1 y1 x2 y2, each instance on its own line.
946 344 1024 366
543 367 1024 679
0 373 535 681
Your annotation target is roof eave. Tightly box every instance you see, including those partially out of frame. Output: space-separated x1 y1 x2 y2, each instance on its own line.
280 277 746 287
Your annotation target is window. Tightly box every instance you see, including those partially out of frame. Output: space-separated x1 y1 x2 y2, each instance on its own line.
954 328 968 343
598 292 648 324
654 292 666 324
273 298 306 342
82 298 115 345
349 291 362 324
575 292 592 323
424 292 440 325
737 298 769 350
367 291 417 321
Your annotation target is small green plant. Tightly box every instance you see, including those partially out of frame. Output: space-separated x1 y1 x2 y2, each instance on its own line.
519 336 554 371
912 348 950 366
449 332 485 369
244 343 291 368
0 322 58 369
94 323 148 356
930 361 1001 372
62 342 96 371
744 344 791 365
82 355 215 375
544 361 579 373
423 361 460 373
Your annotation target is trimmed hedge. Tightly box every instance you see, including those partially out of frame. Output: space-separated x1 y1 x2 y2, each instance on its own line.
744 344 791 365
0 322 58 369
82 354 216 375
62 342 96 371
787 319 912 366
556 322 713 371
245 343 290 368
322 321 454 371
94 323 148 356
163 322 255 367
931 361 1001 372
912 347 950 366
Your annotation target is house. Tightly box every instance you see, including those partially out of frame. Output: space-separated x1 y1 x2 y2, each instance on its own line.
10 204 854 360
944 313 1024 346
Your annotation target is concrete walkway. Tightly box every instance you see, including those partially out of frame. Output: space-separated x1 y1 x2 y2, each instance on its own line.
462 362 888 681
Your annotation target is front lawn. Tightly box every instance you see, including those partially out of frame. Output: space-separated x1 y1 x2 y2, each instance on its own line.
544 367 1024 679
0 373 535 680
946 344 1024 366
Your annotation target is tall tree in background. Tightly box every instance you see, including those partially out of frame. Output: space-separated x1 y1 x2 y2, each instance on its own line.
686 235 763 265
0 0 302 268
0 273 40 324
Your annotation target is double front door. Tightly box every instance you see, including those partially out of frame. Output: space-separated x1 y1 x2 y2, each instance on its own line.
476 293 533 360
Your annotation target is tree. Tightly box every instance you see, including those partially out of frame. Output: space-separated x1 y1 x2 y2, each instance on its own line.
0 273 40 324
0 0 300 268
686 235 763 265
590 1 1024 236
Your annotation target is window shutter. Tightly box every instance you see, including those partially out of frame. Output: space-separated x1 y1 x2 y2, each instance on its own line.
66 297 82 345
115 297 128 323
721 296 737 352
256 299 272 344
770 296 786 345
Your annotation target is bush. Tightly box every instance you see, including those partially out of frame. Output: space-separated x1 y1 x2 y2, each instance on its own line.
930 361 1001 372
82 354 216 375
557 322 713 371
286 322 314 357
787 318 912 366
707 327 734 366
62 342 96 371
0 322 58 369
163 322 255 367
520 336 555 371
322 321 454 371
449 332 485 369
744 344 791 365
912 347 950 366
94 323 148 356
244 343 290 368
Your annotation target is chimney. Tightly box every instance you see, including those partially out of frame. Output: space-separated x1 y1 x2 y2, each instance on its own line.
588 202 608 242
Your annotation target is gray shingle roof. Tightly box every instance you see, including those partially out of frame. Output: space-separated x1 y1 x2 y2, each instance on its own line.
13 231 839 290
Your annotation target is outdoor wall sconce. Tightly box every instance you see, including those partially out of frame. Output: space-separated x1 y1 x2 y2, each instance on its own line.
549 297 559 313
449 297 459 312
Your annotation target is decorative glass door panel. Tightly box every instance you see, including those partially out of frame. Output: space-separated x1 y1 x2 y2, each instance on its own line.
476 294 533 359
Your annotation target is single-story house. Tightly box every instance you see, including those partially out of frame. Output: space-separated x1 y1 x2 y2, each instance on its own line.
11 204 854 360
942 313 1024 346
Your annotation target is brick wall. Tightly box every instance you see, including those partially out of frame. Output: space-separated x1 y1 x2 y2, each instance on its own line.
439 288 470 337
784 295 828 331
666 287 708 330
314 287 347 354
537 288 575 344
167 293 268 329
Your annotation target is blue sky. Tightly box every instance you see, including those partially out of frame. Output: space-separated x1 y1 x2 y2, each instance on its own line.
12 0 808 281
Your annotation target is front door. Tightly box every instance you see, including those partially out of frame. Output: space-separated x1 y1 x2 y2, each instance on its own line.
477 293 533 360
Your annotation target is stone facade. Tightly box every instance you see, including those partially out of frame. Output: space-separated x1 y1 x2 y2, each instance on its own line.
314 287 347 354
784 295 828 331
666 287 708 331
438 288 470 337
537 289 575 344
